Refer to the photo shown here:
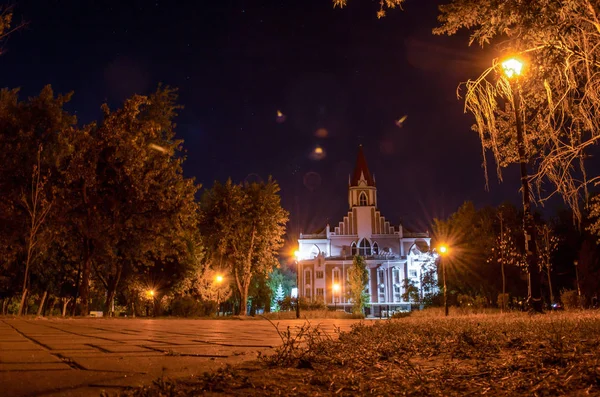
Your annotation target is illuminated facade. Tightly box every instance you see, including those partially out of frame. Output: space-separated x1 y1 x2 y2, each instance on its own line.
296 146 435 313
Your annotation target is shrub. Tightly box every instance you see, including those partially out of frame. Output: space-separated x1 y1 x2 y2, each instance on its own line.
170 296 203 317
457 294 474 307
561 289 581 310
497 293 509 309
278 296 294 311
391 311 411 319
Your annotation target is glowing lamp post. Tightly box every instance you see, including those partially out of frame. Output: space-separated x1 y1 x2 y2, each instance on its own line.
146 290 155 317
501 57 543 313
333 283 340 311
294 250 301 319
215 275 223 316
573 260 581 297
439 245 449 317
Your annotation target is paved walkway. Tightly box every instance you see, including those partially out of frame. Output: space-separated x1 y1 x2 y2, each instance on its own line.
0 317 361 396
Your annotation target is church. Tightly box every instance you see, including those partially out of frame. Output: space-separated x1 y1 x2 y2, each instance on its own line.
295 146 436 314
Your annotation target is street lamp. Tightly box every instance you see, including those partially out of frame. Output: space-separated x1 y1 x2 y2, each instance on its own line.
294 250 301 319
574 260 581 297
215 275 223 316
501 57 543 313
146 290 155 317
333 283 340 311
438 245 449 316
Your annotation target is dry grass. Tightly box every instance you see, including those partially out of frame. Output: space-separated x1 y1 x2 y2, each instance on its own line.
114 311 600 396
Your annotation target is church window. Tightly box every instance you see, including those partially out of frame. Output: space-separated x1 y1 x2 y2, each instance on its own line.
372 242 379 255
359 192 368 206
316 288 324 297
392 268 400 285
305 269 312 285
332 268 341 284
316 271 324 279
351 242 357 256
409 270 418 278
377 268 385 302
359 239 371 256
394 285 401 302
305 288 311 298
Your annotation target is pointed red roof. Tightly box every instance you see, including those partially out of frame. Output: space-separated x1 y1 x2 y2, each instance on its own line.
350 145 375 186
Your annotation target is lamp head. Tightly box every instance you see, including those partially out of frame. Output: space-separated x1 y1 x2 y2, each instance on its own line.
216 275 224 283
501 58 523 78
439 245 448 255
332 283 340 292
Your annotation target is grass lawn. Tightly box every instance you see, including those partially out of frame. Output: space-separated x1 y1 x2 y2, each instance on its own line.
116 310 600 396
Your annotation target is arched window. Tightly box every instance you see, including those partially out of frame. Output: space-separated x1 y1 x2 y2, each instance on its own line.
359 239 371 256
351 242 357 256
359 192 368 206
372 242 379 255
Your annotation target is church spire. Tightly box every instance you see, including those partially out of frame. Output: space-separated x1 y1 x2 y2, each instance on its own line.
350 145 375 186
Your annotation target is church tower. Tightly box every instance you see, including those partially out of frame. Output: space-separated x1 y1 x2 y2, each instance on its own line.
347 145 378 240
348 145 377 209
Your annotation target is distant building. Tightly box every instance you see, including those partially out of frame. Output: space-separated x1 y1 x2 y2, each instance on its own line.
296 146 436 314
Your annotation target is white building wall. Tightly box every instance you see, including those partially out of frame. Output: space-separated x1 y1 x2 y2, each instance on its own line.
355 206 372 239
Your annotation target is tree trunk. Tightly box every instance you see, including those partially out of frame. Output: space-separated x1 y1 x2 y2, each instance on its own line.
104 265 122 317
2 298 8 315
240 281 249 316
45 296 55 317
79 253 92 316
18 289 28 316
62 298 70 317
36 290 48 316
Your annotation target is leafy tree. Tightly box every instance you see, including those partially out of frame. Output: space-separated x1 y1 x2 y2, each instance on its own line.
63 86 199 315
200 178 288 316
347 255 369 315
333 0 404 19
401 278 419 303
0 5 27 55
434 1 600 217
0 86 77 315
434 202 531 305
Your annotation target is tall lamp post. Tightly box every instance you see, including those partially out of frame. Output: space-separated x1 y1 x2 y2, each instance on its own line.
574 260 581 297
215 275 223 316
501 58 543 313
294 250 301 319
146 289 155 317
439 245 449 316
333 283 340 311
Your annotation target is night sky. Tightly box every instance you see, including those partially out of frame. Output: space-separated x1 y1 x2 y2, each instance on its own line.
2 0 539 240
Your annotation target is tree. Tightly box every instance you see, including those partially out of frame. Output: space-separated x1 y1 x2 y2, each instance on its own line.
433 0 600 221
401 278 419 303
267 265 296 309
272 283 285 311
200 178 288 316
17 146 53 315
63 86 199 315
0 86 77 315
347 255 369 315
0 5 27 55
538 224 558 304
333 0 405 19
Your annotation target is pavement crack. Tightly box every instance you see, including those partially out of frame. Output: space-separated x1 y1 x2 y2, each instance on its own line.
53 353 88 370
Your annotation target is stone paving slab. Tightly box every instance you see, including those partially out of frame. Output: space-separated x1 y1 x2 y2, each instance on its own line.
0 317 363 396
